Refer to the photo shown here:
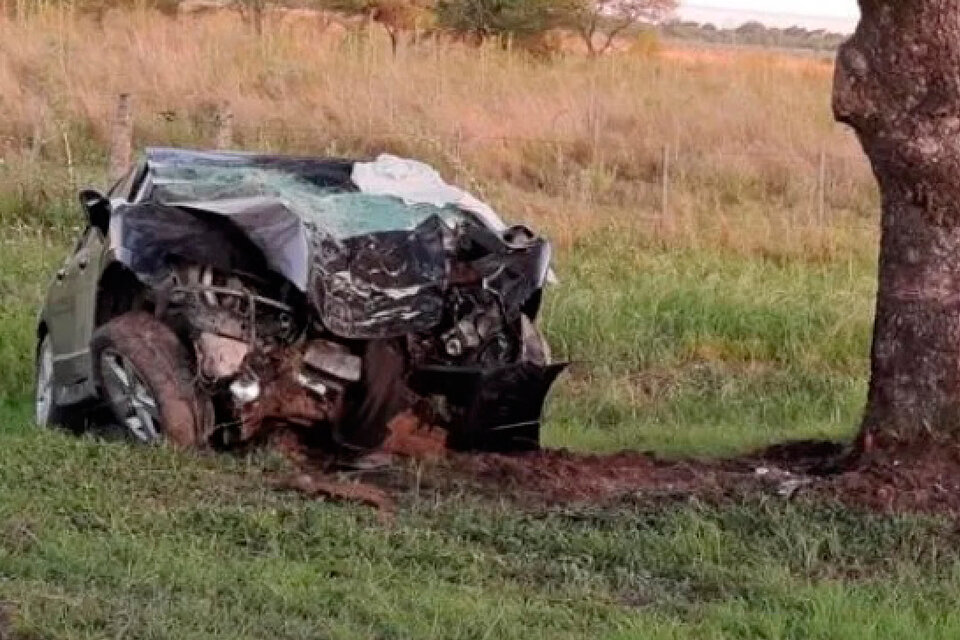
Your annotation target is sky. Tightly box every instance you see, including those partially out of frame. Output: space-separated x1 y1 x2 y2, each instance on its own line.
677 0 860 32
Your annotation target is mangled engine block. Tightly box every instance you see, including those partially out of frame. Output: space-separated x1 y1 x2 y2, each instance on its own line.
164 264 362 447
408 287 521 367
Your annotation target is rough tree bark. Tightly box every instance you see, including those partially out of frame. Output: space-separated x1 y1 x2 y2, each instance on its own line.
834 1 960 451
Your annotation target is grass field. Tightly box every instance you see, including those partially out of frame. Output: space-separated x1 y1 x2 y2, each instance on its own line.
5 425 960 639
1 220 926 640
5 246 960 640
7 6 960 640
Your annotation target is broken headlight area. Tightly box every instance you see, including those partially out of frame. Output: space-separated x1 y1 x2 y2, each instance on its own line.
408 289 520 366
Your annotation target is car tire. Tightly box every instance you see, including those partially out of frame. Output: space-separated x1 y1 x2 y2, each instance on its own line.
334 340 407 455
91 312 211 447
35 333 75 430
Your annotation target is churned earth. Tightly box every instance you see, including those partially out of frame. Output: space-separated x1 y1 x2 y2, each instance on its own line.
277 415 960 524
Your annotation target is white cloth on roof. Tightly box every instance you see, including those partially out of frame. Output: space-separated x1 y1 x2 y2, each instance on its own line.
351 154 507 233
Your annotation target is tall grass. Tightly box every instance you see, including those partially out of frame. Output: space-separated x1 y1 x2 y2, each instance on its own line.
0 5 880 455
0 5 877 255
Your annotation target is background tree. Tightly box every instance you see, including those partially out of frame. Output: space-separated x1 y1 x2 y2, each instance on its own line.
560 0 677 57
434 0 562 46
833 0 960 454
370 0 435 54
318 0 434 54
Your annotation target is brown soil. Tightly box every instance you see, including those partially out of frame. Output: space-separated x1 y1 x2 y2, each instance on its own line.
822 442 960 517
275 414 960 519
381 414 447 460
448 450 736 504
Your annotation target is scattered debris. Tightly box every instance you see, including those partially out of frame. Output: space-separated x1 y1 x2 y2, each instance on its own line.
752 464 812 500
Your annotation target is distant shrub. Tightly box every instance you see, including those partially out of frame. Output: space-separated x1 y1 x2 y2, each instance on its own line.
435 0 563 45
628 27 661 57
660 19 847 52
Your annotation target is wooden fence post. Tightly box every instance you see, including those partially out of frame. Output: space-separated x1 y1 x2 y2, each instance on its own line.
109 93 133 182
817 149 827 227
61 126 75 189
661 144 671 226
454 126 463 174
216 102 234 150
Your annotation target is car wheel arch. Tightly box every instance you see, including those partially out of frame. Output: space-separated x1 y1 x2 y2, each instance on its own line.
94 263 148 328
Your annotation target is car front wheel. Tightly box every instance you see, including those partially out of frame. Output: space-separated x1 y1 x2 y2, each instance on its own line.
91 312 212 447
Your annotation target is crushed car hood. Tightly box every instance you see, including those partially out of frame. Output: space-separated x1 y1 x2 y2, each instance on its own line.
112 150 552 339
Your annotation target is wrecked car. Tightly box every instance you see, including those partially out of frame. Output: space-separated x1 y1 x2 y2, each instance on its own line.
35 148 566 459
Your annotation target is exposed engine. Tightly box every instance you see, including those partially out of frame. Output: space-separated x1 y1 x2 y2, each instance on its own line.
167 263 304 350
162 212 551 454
409 287 521 367
160 262 362 448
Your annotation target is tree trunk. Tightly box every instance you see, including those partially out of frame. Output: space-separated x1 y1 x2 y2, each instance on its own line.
835 1 960 450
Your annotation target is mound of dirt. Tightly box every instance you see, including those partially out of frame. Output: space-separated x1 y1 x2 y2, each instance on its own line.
272 414 446 513
274 472 395 524
381 414 447 460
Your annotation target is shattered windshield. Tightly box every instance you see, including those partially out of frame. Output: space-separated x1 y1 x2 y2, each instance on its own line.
150 162 470 238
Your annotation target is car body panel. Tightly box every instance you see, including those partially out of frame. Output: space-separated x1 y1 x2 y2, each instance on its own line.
43 224 108 402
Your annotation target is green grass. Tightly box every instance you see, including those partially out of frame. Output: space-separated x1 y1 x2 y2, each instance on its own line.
6 205 935 639
541 229 874 455
3 425 960 639
0 231 65 410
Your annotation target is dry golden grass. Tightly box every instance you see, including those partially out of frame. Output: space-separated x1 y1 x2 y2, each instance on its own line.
0 5 877 257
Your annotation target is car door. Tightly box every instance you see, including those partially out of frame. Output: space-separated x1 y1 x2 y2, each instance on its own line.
46 220 108 395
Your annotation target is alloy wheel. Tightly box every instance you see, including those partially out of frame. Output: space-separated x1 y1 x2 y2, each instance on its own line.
35 336 54 426
100 348 163 443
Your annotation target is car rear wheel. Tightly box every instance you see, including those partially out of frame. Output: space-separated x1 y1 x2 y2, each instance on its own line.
35 334 64 428
92 312 212 447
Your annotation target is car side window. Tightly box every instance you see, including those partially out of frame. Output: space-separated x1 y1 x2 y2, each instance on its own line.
106 162 145 202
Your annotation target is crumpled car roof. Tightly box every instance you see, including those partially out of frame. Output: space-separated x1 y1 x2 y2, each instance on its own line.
144 147 509 234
